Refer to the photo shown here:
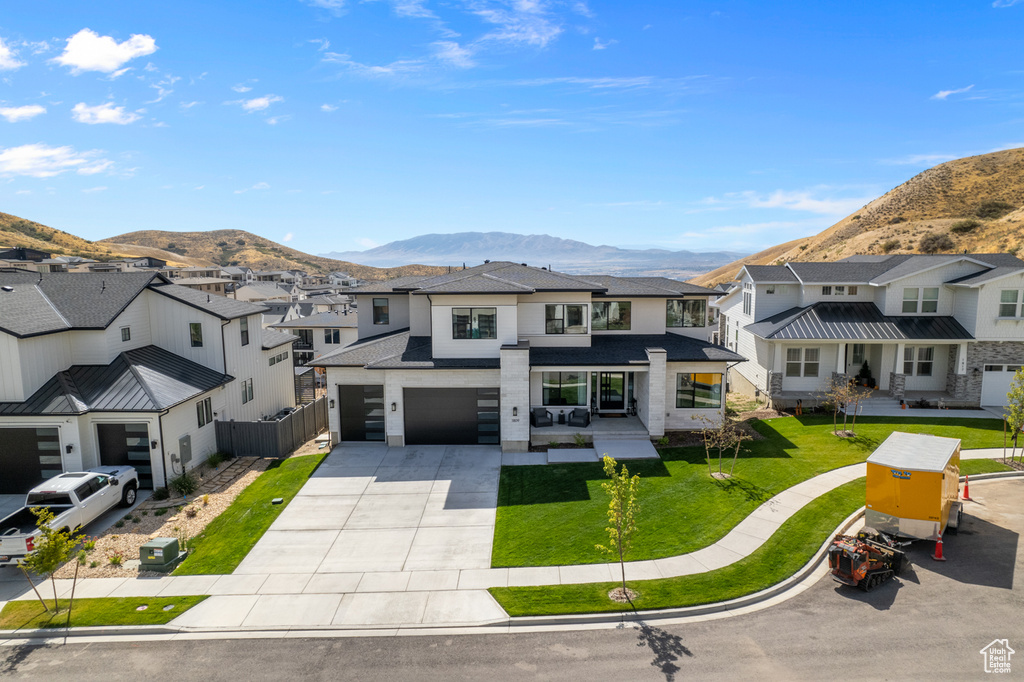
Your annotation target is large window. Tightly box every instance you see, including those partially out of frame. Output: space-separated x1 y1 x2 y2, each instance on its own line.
241 378 254 404
591 301 631 330
666 299 707 328
372 298 389 325
452 308 497 339
742 283 752 315
324 328 341 344
545 304 587 334
196 397 213 427
999 290 1022 318
902 287 939 314
240 317 249 346
542 372 587 406
676 373 723 409
785 347 820 377
189 322 203 347
903 346 934 376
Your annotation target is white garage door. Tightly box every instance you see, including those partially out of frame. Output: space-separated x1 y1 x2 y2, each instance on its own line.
980 364 1021 406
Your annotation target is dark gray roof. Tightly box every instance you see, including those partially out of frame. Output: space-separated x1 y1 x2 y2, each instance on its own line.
745 302 973 341
585 276 720 297
529 334 745 366
0 345 233 416
270 310 358 329
947 266 1024 286
743 265 800 283
150 282 268 319
353 276 433 293
786 260 910 284
0 270 157 337
310 330 499 369
262 329 298 350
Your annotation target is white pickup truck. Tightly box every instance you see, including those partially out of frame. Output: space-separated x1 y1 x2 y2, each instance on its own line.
0 466 139 567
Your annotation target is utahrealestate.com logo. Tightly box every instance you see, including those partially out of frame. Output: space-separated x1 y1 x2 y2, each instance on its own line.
980 639 1014 674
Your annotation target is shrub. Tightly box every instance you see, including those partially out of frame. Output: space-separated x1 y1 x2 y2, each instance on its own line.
236 239 246 245
657 436 670 446
114 520 125 528
185 505 198 518
207 452 226 468
573 432 587 447
154 508 168 517
919 232 955 253
170 471 199 497
83 537 97 551
889 215 905 224
89 561 99 568
152 487 170 501
976 200 1015 219
851 214 861 221
950 219 981 234
880 239 901 254
77 550 88 565
108 553 123 567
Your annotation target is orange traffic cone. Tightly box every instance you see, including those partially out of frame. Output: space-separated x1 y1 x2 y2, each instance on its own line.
962 475 971 501
932 534 947 561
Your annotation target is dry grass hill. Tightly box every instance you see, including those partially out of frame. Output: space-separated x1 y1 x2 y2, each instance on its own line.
102 229 447 280
690 147 1024 287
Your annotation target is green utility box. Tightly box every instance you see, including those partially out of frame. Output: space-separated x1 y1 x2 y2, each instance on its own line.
139 537 184 573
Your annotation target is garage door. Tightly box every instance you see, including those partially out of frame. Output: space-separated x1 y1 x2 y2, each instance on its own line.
0 428 62 494
981 364 1021 406
404 388 499 445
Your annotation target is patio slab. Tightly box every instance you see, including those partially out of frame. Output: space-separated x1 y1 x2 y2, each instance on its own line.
546 449 599 464
592 438 660 460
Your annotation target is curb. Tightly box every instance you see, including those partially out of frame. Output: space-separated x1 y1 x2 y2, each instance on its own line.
960 470 1024 482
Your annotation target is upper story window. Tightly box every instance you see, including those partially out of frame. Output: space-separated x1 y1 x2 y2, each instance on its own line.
452 308 497 339
240 317 249 346
546 304 587 334
120 326 131 342
999 290 1023 318
372 298 390 325
190 322 203 347
902 287 939 313
742 290 752 315
849 286 858 295
667 299 706 328
834 286 846 295
592 301 631 330
324 328 341 344
821 286 832 296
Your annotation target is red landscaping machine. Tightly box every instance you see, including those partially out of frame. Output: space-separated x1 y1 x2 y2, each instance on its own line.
828 527 910 591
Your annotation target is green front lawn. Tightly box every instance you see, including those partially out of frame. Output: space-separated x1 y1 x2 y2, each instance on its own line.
175 453 326 575
0 596 207 630
960 458 1016 475
493 416 1005 567
491 478 866 616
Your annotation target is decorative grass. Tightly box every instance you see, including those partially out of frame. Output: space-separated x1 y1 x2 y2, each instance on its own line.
493 416 1005 567
174 453 326 575
0 596 207 630
490 479 865 616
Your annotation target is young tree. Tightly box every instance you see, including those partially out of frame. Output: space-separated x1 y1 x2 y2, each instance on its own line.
19 507 82 613
1005 367 1024 464
846 384 872 435
725 421 753 477
596 455 641 601
822 376 854 436
692 414 721 476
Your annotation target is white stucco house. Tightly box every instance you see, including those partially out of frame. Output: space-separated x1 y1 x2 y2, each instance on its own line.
313 261 743 452
0 269 297 493
715 253 1024 409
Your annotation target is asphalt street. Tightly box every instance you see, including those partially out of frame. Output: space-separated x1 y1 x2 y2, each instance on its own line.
2 478 1022 681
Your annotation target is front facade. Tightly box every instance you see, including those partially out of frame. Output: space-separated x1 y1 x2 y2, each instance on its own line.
269 310 359 366
314 262 743 452
0 270 296 493
716 253 1024 408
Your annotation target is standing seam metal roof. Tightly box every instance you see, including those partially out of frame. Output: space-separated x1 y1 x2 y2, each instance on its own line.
744 302 973 341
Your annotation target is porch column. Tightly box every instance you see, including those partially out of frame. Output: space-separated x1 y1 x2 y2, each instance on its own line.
836 343 845 374
500 340 531 452
645 347 667 438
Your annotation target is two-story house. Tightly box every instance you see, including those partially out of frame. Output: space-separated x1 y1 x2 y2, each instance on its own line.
313 262 742 452
270 310 359 366
0 269 296 494
715 253 1024 409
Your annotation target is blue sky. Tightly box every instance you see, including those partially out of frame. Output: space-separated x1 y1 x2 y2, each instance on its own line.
0 1 1021 256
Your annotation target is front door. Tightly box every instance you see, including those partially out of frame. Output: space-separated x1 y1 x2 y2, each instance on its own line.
599 372 625 411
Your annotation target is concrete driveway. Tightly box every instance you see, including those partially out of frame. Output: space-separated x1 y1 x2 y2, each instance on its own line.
234 444 502 579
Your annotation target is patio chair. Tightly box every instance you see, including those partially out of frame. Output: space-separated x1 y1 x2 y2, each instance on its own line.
567 407 590 428
531 408 554 427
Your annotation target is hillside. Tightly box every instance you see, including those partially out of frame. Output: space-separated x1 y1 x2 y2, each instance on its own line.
690 147 1024 287
0 212 206 267
102 230 448 280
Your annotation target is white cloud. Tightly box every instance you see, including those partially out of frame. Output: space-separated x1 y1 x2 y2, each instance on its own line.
282 232 294 242
593 37 617 50
356 237 380 248
82 186 108 193
0 37 26 70
323 51 424 76
0 105 47 122
266 115 290 125
231 95 284 112
993 0 1022 6
931 84 974 100
573 2 594 18
146 74 180 103
470 0 563 48
309 38 331 51
432 41 475 68
194 185 204 190
234 181 270 194
28 40 52 55
321 103 338 112
392 0 437 19
53 29 157 74
880 153 959 166
72 102 142 125
232 83 254 93
731 189 874 216
180 101 201 109
304 0 347 15
0 143 112 178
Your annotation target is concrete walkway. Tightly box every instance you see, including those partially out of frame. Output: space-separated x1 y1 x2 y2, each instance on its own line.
0 447 1008 630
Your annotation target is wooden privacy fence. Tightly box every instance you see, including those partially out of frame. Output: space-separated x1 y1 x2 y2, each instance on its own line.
215 396 328 458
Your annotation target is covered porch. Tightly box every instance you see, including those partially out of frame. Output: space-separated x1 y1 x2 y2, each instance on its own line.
529 413 648 446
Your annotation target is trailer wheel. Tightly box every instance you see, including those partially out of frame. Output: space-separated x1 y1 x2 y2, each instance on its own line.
947 507 963 535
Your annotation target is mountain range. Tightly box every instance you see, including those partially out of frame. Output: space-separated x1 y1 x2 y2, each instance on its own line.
323 233 747 279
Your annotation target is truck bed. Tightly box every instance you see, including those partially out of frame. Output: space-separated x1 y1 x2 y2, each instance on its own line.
0 508 43 537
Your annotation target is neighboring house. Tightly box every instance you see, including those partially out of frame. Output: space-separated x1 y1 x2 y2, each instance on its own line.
234 282 297 303
715 253 1024 409
222 266 256 284
271 310 359 366
173 277 235 296
328 272 358 288
261 301 302 328
0 247 53 262
308 293 352 314
0 270 296 494
0 259 68 274
177 266 225 279
125 256 168 270
313 261 741 452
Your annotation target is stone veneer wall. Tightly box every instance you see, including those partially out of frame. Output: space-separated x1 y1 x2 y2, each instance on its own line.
888 372 906 399
962 341 1024 404
944 346 967 399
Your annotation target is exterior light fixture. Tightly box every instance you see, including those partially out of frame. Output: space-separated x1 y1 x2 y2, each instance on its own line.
512 407 518 417
329 399 335 409
391 402 397 411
